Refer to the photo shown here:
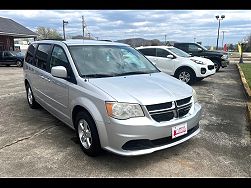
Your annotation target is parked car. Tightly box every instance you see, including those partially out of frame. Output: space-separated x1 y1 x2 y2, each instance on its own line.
173 42 229 72
0 51 24 67
23 40 202 156
136 46 215 84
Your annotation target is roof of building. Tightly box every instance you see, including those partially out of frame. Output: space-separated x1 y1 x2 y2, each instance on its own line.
0 17 37 38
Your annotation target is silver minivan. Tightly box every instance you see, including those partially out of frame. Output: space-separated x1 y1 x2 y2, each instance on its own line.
23 40 202 156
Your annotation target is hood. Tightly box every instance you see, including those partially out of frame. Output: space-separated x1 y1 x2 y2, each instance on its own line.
204 50 224 57
189 56 214 65
89 72 192 105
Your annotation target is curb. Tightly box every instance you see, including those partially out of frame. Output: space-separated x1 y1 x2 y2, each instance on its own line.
247 102 251 124
236 64 251 124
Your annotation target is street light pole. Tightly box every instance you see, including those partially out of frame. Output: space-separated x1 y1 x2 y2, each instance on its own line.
222 31 225 49
63 20 68 40
215 15 225 50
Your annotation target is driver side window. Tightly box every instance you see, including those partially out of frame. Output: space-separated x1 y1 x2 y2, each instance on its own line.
49 45 69 72
156 49 171 58
188 44 199 52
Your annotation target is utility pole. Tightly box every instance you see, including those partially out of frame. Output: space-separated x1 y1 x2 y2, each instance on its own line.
194 37 196 43
165 35 166 45
82 16 86 39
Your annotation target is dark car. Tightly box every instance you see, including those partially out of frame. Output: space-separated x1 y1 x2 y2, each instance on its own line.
0 51 24 67
173 42 229 72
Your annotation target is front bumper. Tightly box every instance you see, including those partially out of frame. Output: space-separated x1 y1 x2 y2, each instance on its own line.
195 65 216 78
102 103 202 156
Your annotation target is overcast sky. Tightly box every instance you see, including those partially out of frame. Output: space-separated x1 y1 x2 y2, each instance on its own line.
0 10 251 47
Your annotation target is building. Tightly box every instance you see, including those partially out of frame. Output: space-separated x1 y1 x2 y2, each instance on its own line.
0 16 37 51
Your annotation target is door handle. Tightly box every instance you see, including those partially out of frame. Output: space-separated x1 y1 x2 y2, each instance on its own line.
40 75 50 82
40 75 45 79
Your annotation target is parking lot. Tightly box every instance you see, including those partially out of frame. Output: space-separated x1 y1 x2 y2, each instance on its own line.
0 64 250 177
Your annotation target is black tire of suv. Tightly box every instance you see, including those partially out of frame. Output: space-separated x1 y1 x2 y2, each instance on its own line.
16 60 23 67
25 83 39 109
75 111 102 157
175 68 195 85
213 61 221 72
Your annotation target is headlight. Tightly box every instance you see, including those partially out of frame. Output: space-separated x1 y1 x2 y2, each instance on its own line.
221 55 228 60
190 59 206 65
192 89 198 103
105 102 144 120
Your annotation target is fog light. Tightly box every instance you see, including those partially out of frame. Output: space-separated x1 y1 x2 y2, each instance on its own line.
201 68 206 74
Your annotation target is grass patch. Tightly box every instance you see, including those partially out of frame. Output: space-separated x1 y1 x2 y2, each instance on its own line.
239 64 251 90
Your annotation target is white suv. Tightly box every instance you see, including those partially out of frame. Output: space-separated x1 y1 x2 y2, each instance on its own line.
137 46 216 84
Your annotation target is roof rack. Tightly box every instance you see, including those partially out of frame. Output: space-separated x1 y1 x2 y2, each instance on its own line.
36 38 64 41
98 40 112 42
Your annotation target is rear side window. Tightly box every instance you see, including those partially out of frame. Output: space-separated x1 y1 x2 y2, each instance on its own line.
25 43 37 65
35 44 51 71
156 48 171 58
138 48 156 57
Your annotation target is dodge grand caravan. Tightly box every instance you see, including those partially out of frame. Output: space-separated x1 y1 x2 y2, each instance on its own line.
23 40 202 156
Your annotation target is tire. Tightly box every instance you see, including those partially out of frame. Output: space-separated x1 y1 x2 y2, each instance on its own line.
16 60 23 67
6 64 10 67
175 68 195 85
75 111 102 157
25 83 39 109
213 61 221 72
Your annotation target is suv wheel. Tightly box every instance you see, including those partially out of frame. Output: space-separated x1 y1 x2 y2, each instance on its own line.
16 60 23 67
75 111 102 157
175 68 195 85
26 83 39 109
213 61 221 72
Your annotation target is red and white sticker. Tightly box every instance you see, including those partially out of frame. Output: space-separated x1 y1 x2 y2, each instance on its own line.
172 123 187 139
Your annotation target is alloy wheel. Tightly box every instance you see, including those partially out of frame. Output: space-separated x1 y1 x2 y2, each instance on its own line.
78 119 92 149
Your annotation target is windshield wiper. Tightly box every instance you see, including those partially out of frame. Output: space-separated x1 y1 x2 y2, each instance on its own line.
81 73 116 78
116 71 155 76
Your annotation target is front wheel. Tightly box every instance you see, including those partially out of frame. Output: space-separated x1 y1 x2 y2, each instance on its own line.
213 61 221 72
175 68 195 85
16 60 23 67
75 111 102 157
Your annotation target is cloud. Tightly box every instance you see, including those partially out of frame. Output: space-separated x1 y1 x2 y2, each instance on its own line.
0 10 250 45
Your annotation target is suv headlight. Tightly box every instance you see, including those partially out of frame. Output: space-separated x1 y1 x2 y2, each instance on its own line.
192 89 198 103
105 102 144 120
221 54 228 60
190 59 206 65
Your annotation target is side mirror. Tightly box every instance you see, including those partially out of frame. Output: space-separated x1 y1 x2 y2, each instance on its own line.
166 54 174 59
198 47 203 52
51 66 67 78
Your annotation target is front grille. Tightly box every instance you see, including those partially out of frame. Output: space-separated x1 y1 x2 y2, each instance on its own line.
208 65 214 70
146 96 192 123
122 124 199 151
146 102 172 111
176 97 191 106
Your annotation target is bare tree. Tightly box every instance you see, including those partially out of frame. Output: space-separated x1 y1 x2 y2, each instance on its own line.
36 26 62 40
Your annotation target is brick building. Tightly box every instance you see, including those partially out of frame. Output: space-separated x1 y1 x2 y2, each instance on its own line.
0 17 37 51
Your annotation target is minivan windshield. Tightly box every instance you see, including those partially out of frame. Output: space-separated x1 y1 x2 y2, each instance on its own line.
168 47 191 58
69 45 159 78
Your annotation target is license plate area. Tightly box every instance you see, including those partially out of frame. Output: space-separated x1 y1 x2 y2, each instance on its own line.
172 123 187 139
